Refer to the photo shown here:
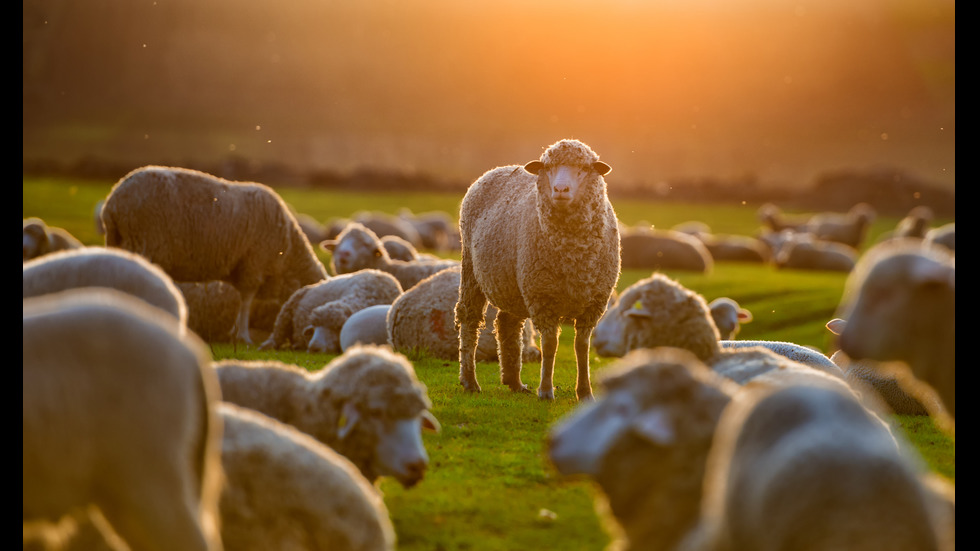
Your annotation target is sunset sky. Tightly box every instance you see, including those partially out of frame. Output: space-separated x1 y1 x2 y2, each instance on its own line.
23 0 955 191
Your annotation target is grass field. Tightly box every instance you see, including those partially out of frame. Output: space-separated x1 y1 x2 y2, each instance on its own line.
24 176 954 551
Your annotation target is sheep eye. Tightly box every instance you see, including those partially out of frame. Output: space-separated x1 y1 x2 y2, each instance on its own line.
373 249 382 257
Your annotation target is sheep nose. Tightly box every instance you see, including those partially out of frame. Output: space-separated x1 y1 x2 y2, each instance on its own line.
399 459 428 488
553 185 570 193
337 250 350 259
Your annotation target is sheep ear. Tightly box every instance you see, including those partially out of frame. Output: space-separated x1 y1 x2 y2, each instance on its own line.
631 407 674 445
524 160 545 175
421 410 441 433
625 300 652 319
592 161 612 176
738 308 753 323
302 325 315 339
337 401 361 440
825 318 846 335
320 239 338 252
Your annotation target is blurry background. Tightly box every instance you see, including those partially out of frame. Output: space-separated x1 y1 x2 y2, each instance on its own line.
23 0 954 212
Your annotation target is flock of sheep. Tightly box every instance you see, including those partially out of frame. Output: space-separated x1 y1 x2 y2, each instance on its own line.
24 138 954 550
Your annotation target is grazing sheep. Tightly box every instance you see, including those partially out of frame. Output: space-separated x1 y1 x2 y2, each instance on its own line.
213 345 441 487
258 269 403 354
804 202 877 249
176 280 282 343
397 207 459 252
353 210 424 249
217 402 396 551
707 297 752 340
23 288 223 551
100 165 328 344
692 380 952 551
756 203 810 233
321 221 459 290
386 266 541 362
23 246 188 328
774 232 858 272
833 238 955 420
340 304 393 351
23 217 84 261
619 225 713 272
924 222 955 253
456 138 620 400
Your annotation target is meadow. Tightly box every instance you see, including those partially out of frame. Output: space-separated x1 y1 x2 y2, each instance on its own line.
23 176 954 551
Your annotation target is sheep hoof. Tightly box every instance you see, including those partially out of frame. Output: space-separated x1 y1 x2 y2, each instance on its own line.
460 379 482 393
537 387 555 400
576 392 595 403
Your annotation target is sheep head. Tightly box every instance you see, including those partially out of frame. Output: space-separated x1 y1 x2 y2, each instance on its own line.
524 138 611 207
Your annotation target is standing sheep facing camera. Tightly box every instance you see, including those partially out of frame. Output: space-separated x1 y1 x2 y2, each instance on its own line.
213 345 441 488
456 138 621 400
100 165 328 344
258 269 403 354
23 288 223 551
23 246 188 329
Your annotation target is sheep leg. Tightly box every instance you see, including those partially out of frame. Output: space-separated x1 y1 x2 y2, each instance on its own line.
456 257 487 392
232 287 256 345
573 324 594 401
537 323 560 400
495 310 529 393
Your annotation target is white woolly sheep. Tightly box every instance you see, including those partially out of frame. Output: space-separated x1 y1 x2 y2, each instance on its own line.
692 380 953 551
707 297 752 340
100 165 328 344
672 222 770 264
340 304 393 351
833 238 955 420
878 205 935 242
217 402 396 551
258 269 403 354
23 217 84 261
456 138 621 400
924 222 955 253
353 210 424 249
397 207 459 252
385 266 541 363
803 201 877 249
213 345 441 487
380 234 440 262
774 232 858 272
756 203 810 233
23 246 188 329
827 346 940 417
175 280 282 343
23 288 223 551
593 274 846 380
619 225 713 272
321 221 459 290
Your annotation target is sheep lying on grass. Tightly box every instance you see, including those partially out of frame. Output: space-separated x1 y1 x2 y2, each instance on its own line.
833 238 955 422
691 380 953 551
803 202 877 249
619 225 713 272
23 246 187 329
23 217 84 261
218 402 396 551
214 345 440 488
101 165 328 344
774 233 858 272
672 222 771 264
321 221 458 290
456 138 620 400
707 297 752 340
23 288 223 551
258 269 403 354
386 266 541 362
341 304 393 351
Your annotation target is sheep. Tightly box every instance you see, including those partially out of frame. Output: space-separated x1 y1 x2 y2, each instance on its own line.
93 199 106 236
175 280 282 343
756 202 810 233
592 273 848 382
833 238 955 420
924 222 955 253
321 221 459 290
879 205 935 242
380 234 441 262
803 201 877 249
23 287 223 551
23 246 188 329
217 402 396 551
340 304 393 351
827 345 940 417
397 207 459 252
213 345 441 488
258 269 403 354
23 217 84 261
455 138 621 400
672 222 770 263
100 165 328 344
691 380 953 551
707 297 752 340
385 266 541 362
773 232 858 272
349 210 424 249
619 224 713 272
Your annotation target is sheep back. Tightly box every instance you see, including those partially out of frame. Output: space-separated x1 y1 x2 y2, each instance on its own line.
619 228 713 272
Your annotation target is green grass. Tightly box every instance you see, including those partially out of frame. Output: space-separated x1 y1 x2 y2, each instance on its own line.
24 176 954 551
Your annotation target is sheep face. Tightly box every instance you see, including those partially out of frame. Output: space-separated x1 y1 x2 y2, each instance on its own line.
321 223 387 274
305 302 354 354
23 221 48 260
525 161 611 208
